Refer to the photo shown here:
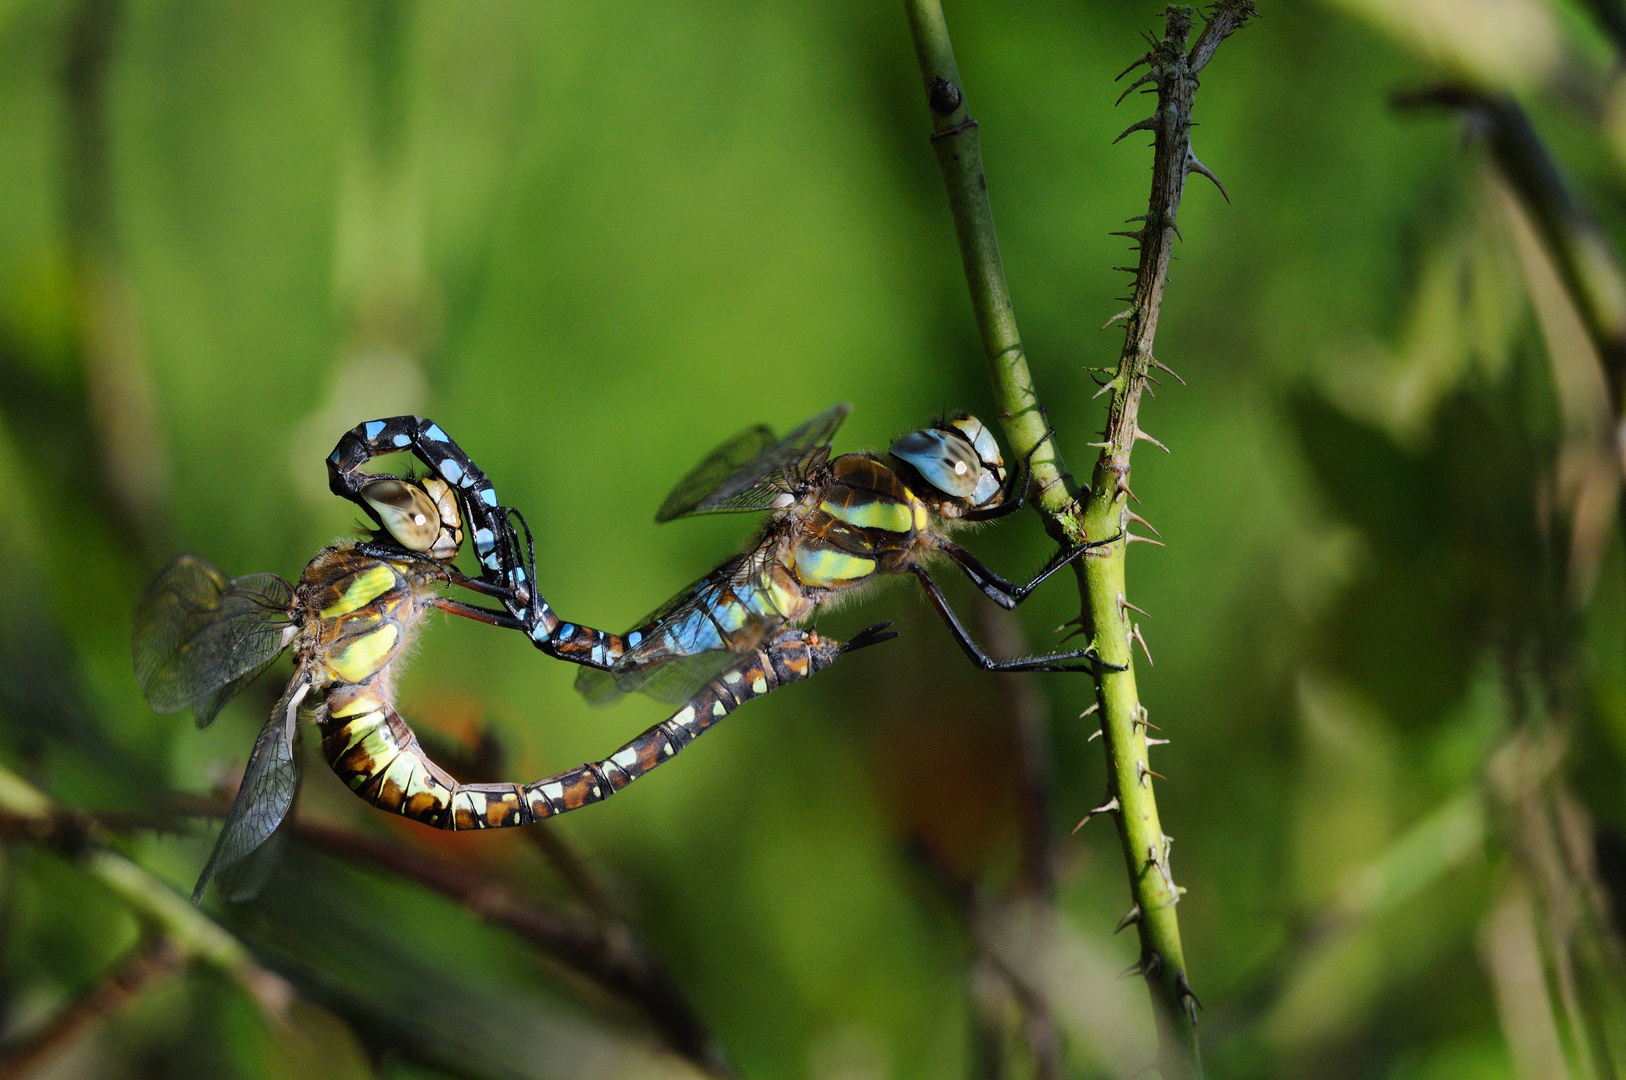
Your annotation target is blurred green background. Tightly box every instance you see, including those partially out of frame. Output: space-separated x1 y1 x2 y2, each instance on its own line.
4 0 1626 1077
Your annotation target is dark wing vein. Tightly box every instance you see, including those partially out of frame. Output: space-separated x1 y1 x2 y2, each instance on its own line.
655 403 850 522
575 548 786 706
192 674 307 903
133 554 296 726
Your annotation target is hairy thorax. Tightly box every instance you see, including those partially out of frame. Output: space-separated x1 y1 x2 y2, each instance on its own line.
294 545 438 702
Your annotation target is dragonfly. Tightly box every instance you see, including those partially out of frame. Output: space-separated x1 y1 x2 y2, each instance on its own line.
135 417 891 900
575 403 1120 707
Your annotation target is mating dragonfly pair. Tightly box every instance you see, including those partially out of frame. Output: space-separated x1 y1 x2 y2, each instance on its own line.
134 406 1117 901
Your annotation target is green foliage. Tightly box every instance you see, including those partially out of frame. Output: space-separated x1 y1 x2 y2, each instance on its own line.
1 0 1624 1078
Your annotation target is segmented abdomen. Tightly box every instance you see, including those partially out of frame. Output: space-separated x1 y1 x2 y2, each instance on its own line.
318 628 842 830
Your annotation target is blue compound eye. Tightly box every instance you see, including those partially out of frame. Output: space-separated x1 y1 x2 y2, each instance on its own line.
889 429 983 499
949 416 1003 472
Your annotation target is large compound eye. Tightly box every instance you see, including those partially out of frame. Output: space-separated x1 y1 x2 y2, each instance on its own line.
889 429 983 499
949 415 1005 505
949 415 1003 472
360 479 441 552
419 477 463 533
418 477 464 561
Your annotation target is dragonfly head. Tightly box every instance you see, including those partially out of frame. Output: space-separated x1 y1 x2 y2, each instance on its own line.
359 476 464 561
888 413 1007 508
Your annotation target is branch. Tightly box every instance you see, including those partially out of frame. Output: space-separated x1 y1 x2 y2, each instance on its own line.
1395 87 1626 435
291 819 727 1076
0 937 182 1080
902 0 1085 543
154 791 729 1077
903 4 1253 1077
0 767 291 1018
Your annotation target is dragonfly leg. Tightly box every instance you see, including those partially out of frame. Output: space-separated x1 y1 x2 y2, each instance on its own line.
429 596 527 631
327 416 628 668
910 565 1126 673
937 531 1124 610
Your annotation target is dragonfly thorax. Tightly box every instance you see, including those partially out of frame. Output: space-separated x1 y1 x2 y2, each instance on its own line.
298 547 439 693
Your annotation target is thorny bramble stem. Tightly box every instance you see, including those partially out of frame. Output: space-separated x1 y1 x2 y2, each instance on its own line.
903 3 1253 1077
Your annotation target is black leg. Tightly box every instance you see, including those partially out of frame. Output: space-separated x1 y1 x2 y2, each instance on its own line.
910 565 1126 673
937 530 1123 610
429 596 528 631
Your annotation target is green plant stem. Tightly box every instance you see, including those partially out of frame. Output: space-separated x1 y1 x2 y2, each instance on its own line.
0 766 289 1018
903 4 1252 1077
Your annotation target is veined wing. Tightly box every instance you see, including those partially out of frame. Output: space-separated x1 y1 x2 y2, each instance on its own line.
655 403 850 522
575 549 792 706
192 673 309 903
134 554 297 728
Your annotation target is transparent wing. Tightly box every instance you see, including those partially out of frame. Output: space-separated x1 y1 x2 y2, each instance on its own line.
192 676 308 903
655 403 850 522
133 554 296 727
574 550 786 706
215 771 301 903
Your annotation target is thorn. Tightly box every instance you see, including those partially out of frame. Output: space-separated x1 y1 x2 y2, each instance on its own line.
1117 592 1150 618
1134 428 1170 454
1114 479 1141 505
1125 511 1160 538
1151 358 1185 385
1149 845 1176 891
1118 960 1145 980
1185 149 1230 202
1112 265 1140 274
1145 951 1163 978
1107 229 1143 241
1126 533 1166 548
1115 69 1156 105
1124 214 1151 223
1101 308 1134 330
1080 702 1100 718
1071 795 1120 834
1177 971 1202 1025
1115 905 1141 934
1092 381 1117 401
1114 116 1158 144
1136 760 1165 786
1115 52 1152 80
1088 728 1102 742
1145 737 1169 746
1086 440 1114 449
1133 624 1154 665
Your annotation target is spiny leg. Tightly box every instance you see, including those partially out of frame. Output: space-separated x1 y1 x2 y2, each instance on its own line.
326 416 626 669
937 530 1123 610
910 565 1124 673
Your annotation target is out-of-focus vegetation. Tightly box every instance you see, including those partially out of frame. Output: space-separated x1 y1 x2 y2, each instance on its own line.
2 0 1626 1077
